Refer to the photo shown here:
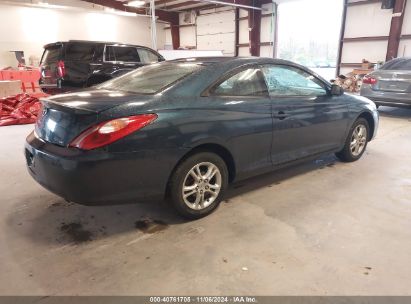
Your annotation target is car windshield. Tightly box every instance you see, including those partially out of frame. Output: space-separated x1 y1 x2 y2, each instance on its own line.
97 62 203 94
380 58 411 71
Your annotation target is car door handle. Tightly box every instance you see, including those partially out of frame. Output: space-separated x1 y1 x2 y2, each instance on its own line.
274 111 288 120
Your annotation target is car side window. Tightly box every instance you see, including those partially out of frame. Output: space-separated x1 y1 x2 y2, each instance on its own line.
211 68 268 97
137 48 160 64
105 46 115 62
105 46 140 62
262 65 327 97
65 44 95 61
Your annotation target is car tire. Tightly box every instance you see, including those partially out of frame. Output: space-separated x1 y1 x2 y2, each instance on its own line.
336 118 369 162
168 152 229 219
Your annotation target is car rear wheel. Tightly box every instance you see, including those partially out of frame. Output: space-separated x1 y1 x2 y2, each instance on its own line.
168 152 228 219
336 118 369 162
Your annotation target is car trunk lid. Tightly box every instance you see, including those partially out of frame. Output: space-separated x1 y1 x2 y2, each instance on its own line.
35 89 152 146
373 70 411 93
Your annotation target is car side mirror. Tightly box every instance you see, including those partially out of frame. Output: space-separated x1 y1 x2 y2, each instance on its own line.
331 84 344 96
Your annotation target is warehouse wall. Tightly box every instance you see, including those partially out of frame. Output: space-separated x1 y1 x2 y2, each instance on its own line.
196 8 236 56
340 0 411 75
238 3 276 57
259 3 276 57
0 1 165 68
164 3 276 57
238 9 250 56
165 7 236 55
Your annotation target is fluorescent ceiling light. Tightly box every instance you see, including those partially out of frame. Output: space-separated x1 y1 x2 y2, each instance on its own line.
125 0 145 7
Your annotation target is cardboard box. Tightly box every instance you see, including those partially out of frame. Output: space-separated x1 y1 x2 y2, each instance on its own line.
0 80 22 98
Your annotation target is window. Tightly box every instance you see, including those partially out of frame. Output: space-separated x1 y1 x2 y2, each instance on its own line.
137 48 160 63
105 46 116 62
65 44 95 61
105 46 140 62
381 58 411 71
41 45 61 64
262 65 327 97
212 68 268 96
97 62 202 94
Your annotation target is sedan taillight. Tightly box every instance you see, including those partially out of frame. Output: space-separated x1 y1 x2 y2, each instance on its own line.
362 75 378 85
69 114 158 150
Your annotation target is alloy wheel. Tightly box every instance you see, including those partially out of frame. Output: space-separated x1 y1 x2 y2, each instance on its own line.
350 124 367 157
182 162 222 210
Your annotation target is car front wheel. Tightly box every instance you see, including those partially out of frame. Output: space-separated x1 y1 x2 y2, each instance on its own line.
336 118 369 162
168 152 228 219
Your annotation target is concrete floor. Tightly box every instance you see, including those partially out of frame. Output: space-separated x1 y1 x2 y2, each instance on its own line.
1 106 411 296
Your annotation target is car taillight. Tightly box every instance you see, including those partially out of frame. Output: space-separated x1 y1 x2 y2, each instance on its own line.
362 75 377 85
69 114 158 150
57 60 65 78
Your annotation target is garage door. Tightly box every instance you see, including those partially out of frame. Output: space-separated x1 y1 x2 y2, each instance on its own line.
196 10 235 56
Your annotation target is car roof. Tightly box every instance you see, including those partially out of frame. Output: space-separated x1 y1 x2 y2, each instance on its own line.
43 40 149 49
169 56 307 67
171 56 287 63
388 57 411 60
169 56 324 75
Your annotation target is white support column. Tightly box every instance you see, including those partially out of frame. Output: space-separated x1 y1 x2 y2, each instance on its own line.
150 0 157 50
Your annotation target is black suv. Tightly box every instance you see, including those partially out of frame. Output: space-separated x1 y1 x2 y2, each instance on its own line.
39 40 165 93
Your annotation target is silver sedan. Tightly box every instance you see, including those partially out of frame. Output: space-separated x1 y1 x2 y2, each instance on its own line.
360 57 411 108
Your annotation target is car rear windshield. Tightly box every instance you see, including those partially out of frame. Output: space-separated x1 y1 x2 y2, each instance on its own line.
97 62 203 94
380 58 411 70
41 45 62 64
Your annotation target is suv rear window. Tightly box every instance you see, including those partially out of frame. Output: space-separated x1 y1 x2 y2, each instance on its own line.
65 43 95 61
41 45 61 64
105 46 140 62
97 62 202 94
381 58 411 70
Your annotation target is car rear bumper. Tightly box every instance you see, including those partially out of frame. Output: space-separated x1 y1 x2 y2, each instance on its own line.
25 132 179 205
360 85 411 107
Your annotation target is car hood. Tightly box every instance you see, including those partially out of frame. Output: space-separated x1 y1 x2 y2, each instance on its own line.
346 92 377 106
41 89 153 113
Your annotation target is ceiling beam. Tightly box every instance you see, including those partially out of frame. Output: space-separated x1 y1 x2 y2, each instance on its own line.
80 0 180 49
159 1 200 10
147 0 181 8
183 3 224 11
147 0 265 11
194 0 265 10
